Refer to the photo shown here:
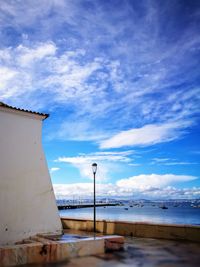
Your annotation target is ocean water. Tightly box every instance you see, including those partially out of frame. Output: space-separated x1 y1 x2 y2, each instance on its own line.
59 202 200 225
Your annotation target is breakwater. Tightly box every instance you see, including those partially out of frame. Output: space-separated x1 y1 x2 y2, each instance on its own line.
58 203 119 210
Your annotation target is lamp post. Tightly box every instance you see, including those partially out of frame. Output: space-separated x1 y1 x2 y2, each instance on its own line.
92 163 97 233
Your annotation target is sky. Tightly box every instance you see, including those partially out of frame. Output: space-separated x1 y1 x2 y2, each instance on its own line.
0 0 200 200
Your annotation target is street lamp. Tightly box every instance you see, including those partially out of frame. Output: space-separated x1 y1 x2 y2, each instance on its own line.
92 163 97 233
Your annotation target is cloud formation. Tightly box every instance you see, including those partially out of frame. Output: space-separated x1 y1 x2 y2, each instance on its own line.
100 121 192 149
53 173 199 199
116 174 196 191
56 151 134 180
0 0 199 143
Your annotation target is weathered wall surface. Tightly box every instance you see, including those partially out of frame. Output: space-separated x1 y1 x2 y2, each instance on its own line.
0 110 62 245
61 217 200 242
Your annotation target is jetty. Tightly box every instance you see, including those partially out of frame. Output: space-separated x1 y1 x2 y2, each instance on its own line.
58 203 119 210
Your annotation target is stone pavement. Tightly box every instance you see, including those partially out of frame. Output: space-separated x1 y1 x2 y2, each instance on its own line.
28 235 200 267
0 232 124 266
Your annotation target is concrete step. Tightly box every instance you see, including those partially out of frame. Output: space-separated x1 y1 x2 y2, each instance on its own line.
0 233 124 266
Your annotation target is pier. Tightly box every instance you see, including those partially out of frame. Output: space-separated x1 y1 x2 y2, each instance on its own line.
58 203 120 210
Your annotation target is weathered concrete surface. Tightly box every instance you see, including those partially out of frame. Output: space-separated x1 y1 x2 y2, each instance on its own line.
0 233 124 266
24 233 200 267
61 217 200 242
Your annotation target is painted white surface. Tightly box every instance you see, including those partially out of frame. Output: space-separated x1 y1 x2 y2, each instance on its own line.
0 108 62 245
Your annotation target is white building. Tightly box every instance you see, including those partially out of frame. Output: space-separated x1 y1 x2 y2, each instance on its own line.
0 102 62 246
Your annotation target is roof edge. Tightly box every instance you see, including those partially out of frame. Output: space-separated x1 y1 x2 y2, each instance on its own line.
0 102 49 120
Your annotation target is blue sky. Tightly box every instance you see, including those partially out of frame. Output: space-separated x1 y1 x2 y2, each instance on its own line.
0 0 200 199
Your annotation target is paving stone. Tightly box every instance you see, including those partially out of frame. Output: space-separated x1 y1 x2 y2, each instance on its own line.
6 233 200 267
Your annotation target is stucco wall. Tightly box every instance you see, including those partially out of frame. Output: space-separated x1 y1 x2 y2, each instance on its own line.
0 109 62 245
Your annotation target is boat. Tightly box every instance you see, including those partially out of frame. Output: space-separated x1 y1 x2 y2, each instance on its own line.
124 208 129 210
191 205 200 208
159 204 168 209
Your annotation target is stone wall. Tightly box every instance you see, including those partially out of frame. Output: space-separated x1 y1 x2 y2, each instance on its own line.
61 217 200 242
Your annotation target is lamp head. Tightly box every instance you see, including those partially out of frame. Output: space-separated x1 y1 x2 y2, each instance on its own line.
92 163 97 174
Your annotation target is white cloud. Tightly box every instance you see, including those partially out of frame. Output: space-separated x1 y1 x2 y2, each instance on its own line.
57 150 133 164
152 158 170 163
128 163 141 166
151 158 198 166
0 66 32 99
50 167 60 173
53 173 199 199
17 43 56 66
100 121 192 149
164 162 197 166
56 150 134 180
56 157 98 179
0 42 58 104
0 42 124 115
53 183 114 199
0 67 18 97
137 186 200 200
116 174 197 191
56 120 109 141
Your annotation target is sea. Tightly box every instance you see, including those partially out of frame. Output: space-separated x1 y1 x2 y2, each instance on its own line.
59 201 200 225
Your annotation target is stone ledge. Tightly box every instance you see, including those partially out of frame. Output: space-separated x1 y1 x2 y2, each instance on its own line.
0 233 124 266
61 217 200 243
104 236 124 252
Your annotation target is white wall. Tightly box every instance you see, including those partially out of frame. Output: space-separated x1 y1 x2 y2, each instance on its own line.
0 109 62 245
